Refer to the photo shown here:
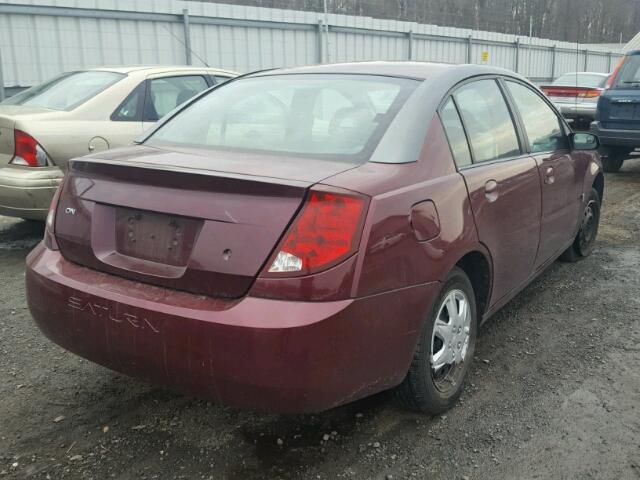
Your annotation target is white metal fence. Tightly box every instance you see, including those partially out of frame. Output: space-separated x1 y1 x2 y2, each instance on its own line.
0 0 624 98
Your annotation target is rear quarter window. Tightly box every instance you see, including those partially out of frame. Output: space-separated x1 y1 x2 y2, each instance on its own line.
439 98 472 168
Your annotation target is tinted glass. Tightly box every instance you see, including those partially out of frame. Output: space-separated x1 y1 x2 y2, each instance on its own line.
2 71 124 110
615 55 640 86
506 81 568 153
552 73 608 88
440 98 472 168
144 75 209 121
453 80 520 163
147 74 418 162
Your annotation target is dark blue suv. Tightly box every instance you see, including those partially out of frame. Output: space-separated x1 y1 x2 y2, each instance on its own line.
591 50 640 172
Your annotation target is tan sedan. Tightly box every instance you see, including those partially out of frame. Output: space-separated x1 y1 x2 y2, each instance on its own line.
0 65 237 220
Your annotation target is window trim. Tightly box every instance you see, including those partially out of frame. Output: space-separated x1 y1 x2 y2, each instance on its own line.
500 77 571 156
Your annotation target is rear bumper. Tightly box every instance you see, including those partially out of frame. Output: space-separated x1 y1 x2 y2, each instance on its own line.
0 165 63 220
555 102 597 119
590 121 640 148
26 245 439 413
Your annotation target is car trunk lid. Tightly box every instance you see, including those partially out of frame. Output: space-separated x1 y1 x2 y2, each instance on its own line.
0 106 63 165
0 112 17 165
54 147 358 298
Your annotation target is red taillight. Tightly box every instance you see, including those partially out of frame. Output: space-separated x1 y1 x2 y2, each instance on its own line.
541 87 602 98
578 89 602 98
606 57 626 89
44 179 64 250
265 189 368 276
11 130 49 167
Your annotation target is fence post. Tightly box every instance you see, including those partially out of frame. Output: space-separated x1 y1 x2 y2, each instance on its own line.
182 9 192 65
550 45 557 81
583 49 589 71
467 35 473 64
317 20 324 64
514 38 520 73
0 48 5 101
407 30 413 61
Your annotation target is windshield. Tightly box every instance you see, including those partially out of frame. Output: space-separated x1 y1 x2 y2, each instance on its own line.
2 71 124 110
146 74 419 162
552 73 608 88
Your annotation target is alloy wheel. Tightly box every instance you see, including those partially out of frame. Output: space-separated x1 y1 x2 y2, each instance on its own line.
430 289 471 394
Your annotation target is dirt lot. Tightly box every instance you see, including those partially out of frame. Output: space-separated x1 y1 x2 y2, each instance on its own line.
1 161 639 480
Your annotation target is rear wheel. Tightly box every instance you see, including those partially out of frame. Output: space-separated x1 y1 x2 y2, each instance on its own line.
600 147 627 173
560 188 601 262
396 267 477 414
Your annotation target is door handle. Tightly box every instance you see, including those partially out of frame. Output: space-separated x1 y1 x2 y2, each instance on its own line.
544 166 555 185
484 180 499 202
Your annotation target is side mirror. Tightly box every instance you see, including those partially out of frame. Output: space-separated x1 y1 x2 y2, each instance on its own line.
571 132 599 151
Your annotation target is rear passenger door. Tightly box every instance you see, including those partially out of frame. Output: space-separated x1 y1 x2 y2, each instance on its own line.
503 80 580 269
440 78 542 305
142 75 211 131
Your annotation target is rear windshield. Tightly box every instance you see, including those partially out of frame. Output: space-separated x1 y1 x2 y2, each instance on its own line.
552 73 608 88
615 55 640 87
146 74 419 162
2 71 124 110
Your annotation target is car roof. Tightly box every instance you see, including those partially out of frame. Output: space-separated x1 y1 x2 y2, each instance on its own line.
251 61 518 81
85 65 238 76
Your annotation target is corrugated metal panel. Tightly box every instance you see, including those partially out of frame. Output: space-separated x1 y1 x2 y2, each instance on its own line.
0 0 624 89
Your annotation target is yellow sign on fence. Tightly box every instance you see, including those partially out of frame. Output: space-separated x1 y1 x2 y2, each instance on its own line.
480 51 489 63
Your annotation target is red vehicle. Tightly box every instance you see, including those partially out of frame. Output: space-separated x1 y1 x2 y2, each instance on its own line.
26 62 603 414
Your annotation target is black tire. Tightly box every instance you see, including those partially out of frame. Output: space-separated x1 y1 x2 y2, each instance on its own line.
560 188 601 263
396 267 477 414
600 147 626 173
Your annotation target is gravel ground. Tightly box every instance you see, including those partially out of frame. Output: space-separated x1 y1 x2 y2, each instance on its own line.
0 160 639 480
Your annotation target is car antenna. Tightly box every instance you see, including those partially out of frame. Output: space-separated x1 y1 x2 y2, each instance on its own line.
162 24 211 68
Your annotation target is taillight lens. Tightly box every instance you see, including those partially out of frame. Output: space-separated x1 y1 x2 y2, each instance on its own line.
266 189 368 276
606 57 626 89
10 130 49 167
541 87 602 98
578 89 603 98
43 179 64 250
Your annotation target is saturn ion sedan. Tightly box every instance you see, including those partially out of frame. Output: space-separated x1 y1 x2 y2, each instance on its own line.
26 62 603 414
0 66 236 220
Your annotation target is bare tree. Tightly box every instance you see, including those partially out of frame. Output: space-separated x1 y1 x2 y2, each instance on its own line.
192 0 640 43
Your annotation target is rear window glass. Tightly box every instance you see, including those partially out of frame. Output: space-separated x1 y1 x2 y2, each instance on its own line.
2 71 124 111
146 74 418 162
615 55 640 87
553 73 608 88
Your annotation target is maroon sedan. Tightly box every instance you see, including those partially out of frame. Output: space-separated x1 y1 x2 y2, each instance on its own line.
26 62 603 414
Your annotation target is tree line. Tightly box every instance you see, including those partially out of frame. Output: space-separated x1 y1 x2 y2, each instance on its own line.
192 0 640 43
